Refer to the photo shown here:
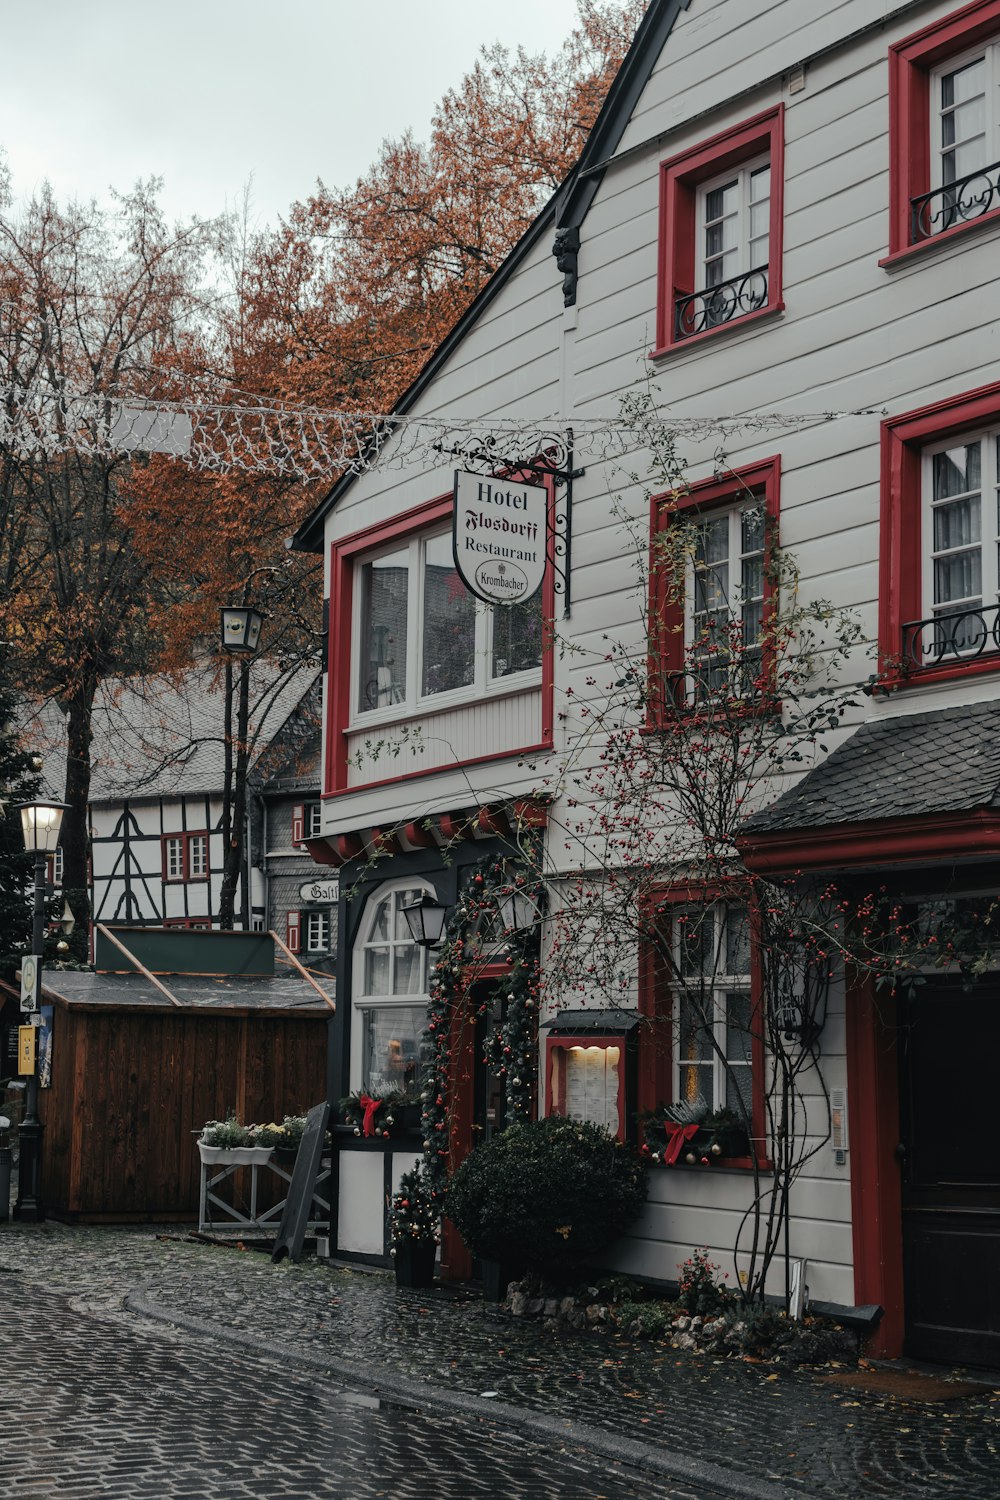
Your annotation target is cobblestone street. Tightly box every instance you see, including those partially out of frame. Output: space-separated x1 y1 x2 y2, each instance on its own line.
1 1222 998 1499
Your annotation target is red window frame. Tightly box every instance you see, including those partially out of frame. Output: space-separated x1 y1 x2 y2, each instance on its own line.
880 378 1000 688
286 910 301 953
546 1034 630 1142
885 0 1000 262
326 486 556 797
292 803 305 846
161 831 210 883
654 104 785 356
647 456 781 724
637 886 767 1166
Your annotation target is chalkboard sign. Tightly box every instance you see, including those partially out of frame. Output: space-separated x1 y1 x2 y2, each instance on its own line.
271 1100 330 1263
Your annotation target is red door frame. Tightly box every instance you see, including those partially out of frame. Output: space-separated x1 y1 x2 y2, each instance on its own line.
439 959 511 1281
845 972 905 1356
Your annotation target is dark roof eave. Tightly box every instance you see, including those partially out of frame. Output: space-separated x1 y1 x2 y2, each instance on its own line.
555 0 691 233
290 0 691 555
738 807 1000 877
290 196 559 554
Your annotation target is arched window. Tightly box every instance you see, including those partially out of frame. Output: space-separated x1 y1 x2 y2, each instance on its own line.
351 880 433 1094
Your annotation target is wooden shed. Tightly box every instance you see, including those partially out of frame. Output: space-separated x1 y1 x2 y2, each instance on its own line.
34 928 332 1221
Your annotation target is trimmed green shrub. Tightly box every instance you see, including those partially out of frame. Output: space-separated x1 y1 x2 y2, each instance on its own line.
446 1116 647 1275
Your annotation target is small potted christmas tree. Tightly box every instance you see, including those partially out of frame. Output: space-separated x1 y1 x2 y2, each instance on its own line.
387 1163 439 1288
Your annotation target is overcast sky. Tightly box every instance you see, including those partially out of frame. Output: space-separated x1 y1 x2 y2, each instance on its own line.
2 0 582 228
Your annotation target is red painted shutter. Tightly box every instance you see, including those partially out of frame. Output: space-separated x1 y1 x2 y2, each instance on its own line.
292 804 305 846
286 910 301 953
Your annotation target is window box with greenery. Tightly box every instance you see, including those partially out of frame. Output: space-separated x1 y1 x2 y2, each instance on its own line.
197 1117 273 1166
640 1104 751 1167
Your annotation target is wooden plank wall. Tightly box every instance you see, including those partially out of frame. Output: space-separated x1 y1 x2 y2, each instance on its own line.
40 1005 329 1219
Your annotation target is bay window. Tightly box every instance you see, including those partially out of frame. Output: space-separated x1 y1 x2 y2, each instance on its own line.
355 529 542 719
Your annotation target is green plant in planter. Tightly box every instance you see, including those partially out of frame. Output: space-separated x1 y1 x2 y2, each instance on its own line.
251 1115 307 1151
446 1116 647 1276
200 1116 252 1149
387 1163 441 1246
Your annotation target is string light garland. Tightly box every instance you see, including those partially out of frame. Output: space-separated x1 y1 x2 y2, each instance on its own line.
0 376 885 482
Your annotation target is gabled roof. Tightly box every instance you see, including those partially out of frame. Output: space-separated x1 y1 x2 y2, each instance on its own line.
292 0 690 554
740 700 1000 837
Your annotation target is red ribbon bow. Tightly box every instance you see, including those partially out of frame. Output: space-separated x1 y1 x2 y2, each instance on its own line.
359 1094 381 1137
663 1121 699 1165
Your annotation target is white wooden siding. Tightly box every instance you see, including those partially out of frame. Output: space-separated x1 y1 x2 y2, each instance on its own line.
346 686 544 787
322 0 1000 1293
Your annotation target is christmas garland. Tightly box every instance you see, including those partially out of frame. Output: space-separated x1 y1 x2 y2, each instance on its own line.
420 853 544 1195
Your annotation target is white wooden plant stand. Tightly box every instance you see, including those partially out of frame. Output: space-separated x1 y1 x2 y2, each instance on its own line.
197 1147 331 1237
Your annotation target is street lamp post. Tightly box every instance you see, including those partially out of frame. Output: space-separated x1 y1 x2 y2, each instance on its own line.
219 606 264 931
14 799 69 1221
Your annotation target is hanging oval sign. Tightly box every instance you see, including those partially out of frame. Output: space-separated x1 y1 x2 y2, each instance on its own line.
453 470 547 605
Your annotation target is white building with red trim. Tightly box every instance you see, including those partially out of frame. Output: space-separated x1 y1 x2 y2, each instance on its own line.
294 0 1000 1367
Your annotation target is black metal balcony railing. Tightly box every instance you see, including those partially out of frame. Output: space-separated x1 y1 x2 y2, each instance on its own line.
661 652 764 711
911 159 1000 241
901 602 1000 670
674 267 769 341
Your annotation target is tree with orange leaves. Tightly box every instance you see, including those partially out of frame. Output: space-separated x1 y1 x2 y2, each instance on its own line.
244 1 648 413
0 180 213 952
1 2 646 944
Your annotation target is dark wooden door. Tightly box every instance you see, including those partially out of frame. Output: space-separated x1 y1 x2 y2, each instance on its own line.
473 980 508 1147
899 983 1000 1367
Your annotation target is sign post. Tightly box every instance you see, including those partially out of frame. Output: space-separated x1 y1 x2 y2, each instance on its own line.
19 955 40 1014
452 470 547 605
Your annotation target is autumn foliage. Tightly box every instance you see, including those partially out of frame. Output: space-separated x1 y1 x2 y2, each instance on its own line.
0 1 647 928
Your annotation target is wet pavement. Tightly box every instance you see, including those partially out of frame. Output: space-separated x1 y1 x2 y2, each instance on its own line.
0 1221 997 1499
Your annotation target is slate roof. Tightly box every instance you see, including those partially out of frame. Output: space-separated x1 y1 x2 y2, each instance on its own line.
41 968 328 1013
21 664 318 803
740 700 1000 836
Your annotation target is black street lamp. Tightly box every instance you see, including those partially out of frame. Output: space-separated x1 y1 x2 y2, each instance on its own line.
495 883 541 938
15 797 69 1221
220 606 263 654
218 607 264 929
401 893 449 950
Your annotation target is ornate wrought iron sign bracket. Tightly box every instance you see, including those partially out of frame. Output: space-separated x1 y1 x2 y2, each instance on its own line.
432 428 582 617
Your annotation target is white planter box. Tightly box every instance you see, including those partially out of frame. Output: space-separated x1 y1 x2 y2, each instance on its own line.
198 1142 273 1166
